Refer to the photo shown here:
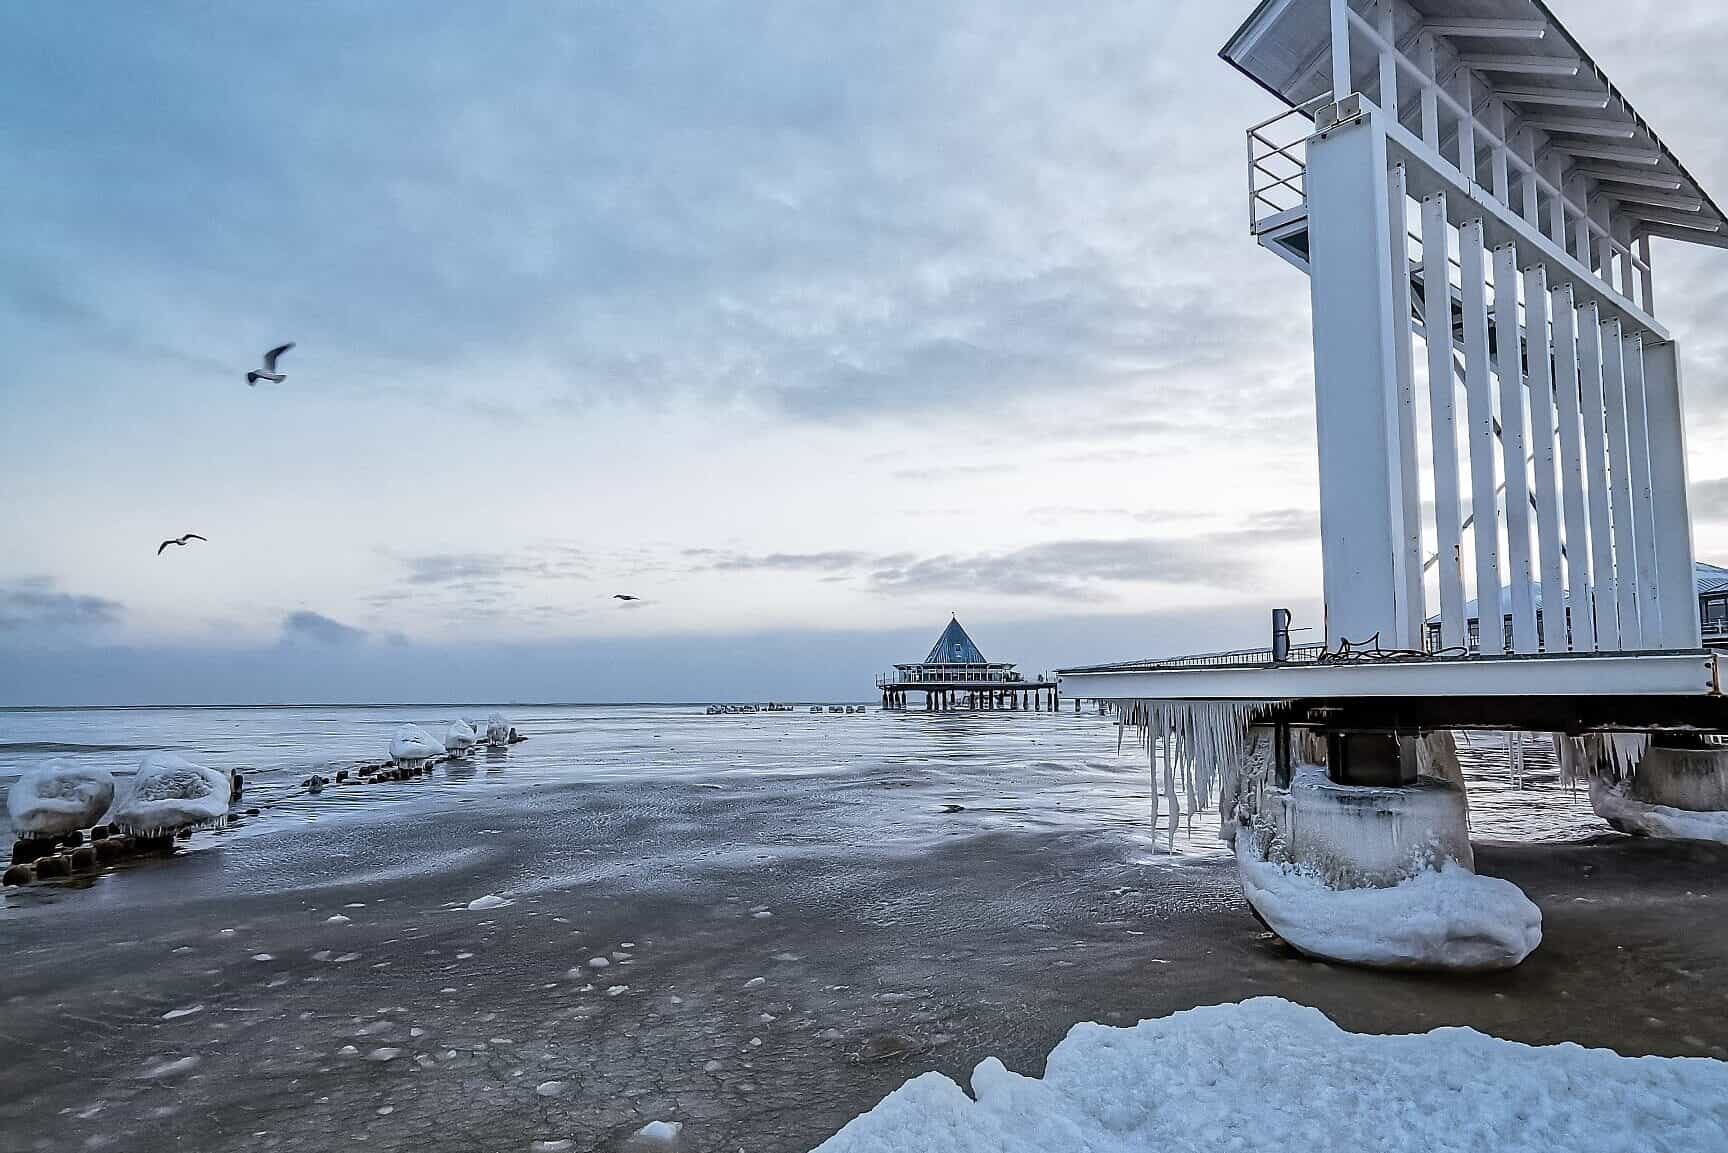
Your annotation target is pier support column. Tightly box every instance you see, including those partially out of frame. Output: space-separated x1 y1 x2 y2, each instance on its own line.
1587 736 1728 844
1233 725 1540 971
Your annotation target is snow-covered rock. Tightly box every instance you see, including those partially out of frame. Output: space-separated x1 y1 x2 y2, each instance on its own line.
811 997 1728 1153
1590 777 1728 845
389 724 444 764
5 761 115 837
445 718 477 753
485 712 511 747
1236 837 1541 971
110 753 230 837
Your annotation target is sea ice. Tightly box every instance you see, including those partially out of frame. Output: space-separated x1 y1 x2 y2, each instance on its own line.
633 1120 683 1145
110 753 230 836
811 997 1728 1153
1237 838 1541 971
486 712 512 747
466 894 512 911
389 724 444 764
445 718 478 753
5 761 115 836
1589 778 1728 845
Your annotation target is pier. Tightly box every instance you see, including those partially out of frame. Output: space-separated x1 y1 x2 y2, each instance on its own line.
1059 0 1728 970
878 617 1057 711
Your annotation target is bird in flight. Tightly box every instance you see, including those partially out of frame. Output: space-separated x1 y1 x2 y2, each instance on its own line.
158 533 207 555
247 342 295 386
612 594 641 602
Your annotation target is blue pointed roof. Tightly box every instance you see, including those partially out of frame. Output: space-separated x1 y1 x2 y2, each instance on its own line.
925 617 987 665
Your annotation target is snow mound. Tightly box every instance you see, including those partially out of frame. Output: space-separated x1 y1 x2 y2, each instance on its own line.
111 753 230 836
1237 838 1540 971
445 718 477 752
6 761 116 836
389 724 444 764
485 711 512 746
811 997 1728 1153
1591 778 1728 845
465 893 511 911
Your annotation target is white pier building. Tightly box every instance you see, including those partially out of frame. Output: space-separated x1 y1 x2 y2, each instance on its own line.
1058 0 1728 970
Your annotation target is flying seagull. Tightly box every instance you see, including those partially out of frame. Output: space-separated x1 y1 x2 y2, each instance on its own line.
612 594 641 601
158 533 207 555
247 342 295 386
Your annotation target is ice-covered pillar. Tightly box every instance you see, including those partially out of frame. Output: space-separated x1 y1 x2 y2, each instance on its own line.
1643 339 1701 648
1303 103 1415 649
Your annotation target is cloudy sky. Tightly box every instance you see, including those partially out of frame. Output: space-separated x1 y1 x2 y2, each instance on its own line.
2 1 1725 704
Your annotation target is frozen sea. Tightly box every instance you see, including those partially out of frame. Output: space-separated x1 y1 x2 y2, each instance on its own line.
3 705 1723 1153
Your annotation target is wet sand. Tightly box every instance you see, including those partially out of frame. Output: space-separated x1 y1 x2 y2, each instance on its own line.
3 727 1727 1152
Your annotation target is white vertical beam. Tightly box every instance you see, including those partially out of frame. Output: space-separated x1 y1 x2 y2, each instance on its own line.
1524 266 1566 650
1638 235 1654 315
1545 156 1567 248
1460 219 1504 653
1494 243 1538 652
1388 163 1425 647
1455 69 1476 182
1518 131 1540 226
1489 101 1511 205
1330 0 1352 99
1423 194 1467 649
1376 0 1397 119
1571 182 1593 265
1419 35 1440 150
1576 303 1619 648
1642 339 1701 648
1621 333 1663 643
1551 286 1596 651
1305 113 1407 650
1599 320 1642 646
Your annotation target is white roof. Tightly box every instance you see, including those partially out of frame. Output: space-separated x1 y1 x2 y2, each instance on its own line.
1221 0 1728 247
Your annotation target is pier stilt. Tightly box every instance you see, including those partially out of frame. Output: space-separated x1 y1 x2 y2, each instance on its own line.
1584 736 1728 844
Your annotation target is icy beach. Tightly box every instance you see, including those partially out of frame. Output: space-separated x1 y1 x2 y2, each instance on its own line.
2 706 1726 1152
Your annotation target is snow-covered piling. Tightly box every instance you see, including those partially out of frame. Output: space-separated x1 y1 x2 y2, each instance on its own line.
1559 734 1728 845
7 763 116 839
389 724 444 766
1121 703 1540 970
110 753 230 840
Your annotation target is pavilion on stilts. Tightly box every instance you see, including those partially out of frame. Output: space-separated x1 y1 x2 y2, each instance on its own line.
878 617 1058 712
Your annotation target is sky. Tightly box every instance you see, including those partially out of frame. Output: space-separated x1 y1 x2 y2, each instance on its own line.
2 1 1725 705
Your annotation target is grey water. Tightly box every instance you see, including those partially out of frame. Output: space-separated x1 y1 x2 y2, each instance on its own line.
0 703 1598 854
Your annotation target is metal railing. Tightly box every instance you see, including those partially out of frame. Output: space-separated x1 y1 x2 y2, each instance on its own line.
1134 642 1328 671
1246 96 1327 234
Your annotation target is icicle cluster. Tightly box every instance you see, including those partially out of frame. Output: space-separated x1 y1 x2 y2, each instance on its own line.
1553 732 1650 786
1118 700 1281 851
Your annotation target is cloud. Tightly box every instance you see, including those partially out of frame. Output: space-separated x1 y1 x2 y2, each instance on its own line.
401 547 588 587
279 610 366 647
686 548 887 574
0 577 124 639
1693 476 1728 522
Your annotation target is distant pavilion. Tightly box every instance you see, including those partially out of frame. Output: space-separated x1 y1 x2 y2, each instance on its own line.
878 617 1058 711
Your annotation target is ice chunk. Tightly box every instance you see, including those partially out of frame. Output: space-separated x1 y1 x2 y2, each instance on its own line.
445 718 477 753
632 1120 683 1145
811 997 1728 1153
6 761 115 836
1590 778 1728 845
466 894 511 911
110 753 230 837
485 711 512 747
1236 838 1541 971
389 724 444 764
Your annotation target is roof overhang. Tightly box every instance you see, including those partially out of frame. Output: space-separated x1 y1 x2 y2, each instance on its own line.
1221 0 1728 247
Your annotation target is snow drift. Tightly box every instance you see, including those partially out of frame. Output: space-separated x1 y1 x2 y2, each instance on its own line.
811 997 1728 1153
389 724 444 764
6 761 116 837
1236 838 1541 971
110 753 230 837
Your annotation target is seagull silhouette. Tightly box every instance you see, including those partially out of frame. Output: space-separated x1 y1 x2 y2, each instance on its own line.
247 342 295 386
157 533 207 555
612 594 641 601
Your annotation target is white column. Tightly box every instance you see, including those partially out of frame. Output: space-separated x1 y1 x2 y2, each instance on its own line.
1551 286 1595 651
1600 320 1642 646
1419 36 1440 150
1638 235 1655 315
1489 101 1511 206
1577 303 1619 649
1388 164 1425 647
1455 69 1476 183
1305 112 1408 649
1376 0 1397 119
1622 333 1663 644
1524 266 1566 650
1424 194 1467 649
1642 339 1701 648
1330 0 1352 100
1460 218 1503 654
1494 243 1537 653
